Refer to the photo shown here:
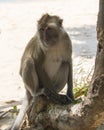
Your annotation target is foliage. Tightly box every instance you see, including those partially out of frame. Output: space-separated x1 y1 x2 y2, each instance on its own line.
73 64 94 99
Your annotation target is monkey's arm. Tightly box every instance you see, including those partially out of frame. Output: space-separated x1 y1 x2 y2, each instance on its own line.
61 31 74 100
67 60 74 100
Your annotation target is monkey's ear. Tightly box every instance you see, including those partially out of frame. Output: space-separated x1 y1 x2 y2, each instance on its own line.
59 19 63 26
38 13 50 24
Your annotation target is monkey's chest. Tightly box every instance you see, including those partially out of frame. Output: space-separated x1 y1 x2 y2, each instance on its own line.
43 53 69 80
44 58 61 79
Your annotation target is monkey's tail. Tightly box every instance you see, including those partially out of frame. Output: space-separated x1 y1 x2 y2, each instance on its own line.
11 95 29 130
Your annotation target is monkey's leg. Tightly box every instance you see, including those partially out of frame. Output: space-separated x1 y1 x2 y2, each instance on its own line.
37 70 73 105
11 91 32 130
22 57 39 97
36 62 73 105
11 58 38 130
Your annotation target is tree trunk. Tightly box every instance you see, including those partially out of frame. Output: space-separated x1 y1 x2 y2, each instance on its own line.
22 0 104 130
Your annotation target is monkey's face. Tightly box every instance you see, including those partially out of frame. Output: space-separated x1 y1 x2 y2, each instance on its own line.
38 14 63 47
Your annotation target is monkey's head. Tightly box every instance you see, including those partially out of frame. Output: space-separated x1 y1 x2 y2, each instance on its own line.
38 13 63 47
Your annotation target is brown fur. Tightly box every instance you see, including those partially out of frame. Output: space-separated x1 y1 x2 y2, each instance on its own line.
11 13 74 130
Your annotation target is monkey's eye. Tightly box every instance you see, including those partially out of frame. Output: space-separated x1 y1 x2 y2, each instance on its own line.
39 27 45 32
39 24 47 32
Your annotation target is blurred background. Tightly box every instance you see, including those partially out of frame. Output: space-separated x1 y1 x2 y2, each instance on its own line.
0 0 98 101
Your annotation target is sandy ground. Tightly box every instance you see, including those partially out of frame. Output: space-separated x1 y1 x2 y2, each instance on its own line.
0 0 99 129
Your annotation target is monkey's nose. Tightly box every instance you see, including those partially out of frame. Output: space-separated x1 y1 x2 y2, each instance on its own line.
46 25 57 33
44 26 58 43
45 27 56 37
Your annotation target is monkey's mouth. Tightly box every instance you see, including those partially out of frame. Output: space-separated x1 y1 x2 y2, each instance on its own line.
44 27 59 44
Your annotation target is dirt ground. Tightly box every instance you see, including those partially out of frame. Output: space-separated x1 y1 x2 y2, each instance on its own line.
0 0 98 129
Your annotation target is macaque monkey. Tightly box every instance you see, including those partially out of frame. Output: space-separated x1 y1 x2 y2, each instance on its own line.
11 13 74 130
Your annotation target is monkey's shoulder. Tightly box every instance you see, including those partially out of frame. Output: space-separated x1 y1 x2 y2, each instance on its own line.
22 36 41 58
19 36 41 75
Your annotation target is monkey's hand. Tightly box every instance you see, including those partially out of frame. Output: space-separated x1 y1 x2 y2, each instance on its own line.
42 87 73 105
58 94 73 105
